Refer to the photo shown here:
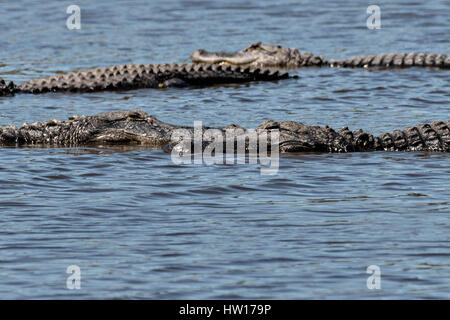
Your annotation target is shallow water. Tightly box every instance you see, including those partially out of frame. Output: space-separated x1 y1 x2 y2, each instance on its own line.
0 0 449 299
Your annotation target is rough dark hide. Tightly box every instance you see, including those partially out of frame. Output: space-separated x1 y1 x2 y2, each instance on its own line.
0 63 289 96
1 110 449 154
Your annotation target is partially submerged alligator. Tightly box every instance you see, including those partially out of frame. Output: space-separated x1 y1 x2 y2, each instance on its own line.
1 110 449 153
1 42 448 97
192 42 450 69
0 63 289 96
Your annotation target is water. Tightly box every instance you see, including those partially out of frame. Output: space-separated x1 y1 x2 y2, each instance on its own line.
0 0 449 299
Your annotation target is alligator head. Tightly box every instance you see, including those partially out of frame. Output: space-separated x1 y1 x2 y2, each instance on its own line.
78 110 182 145
0 110 187 146
190 42 325 69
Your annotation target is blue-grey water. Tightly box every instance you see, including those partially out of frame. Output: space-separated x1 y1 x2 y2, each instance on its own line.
0 0 449 299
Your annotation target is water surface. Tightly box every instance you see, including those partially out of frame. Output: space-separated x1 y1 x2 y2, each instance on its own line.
0 0 449 299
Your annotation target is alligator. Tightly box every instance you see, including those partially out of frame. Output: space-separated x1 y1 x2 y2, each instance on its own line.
191 42 450 69
1 42 447 97
0 63 290 97
1 110 449 154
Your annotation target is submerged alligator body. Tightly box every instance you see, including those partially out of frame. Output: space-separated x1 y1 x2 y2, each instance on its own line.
1 42 448 97
1 110 449 154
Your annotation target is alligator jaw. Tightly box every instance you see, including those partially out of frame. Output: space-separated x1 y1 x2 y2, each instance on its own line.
88 129 170 146
190 42 296 68
190 42 326 69
190 49 259 66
